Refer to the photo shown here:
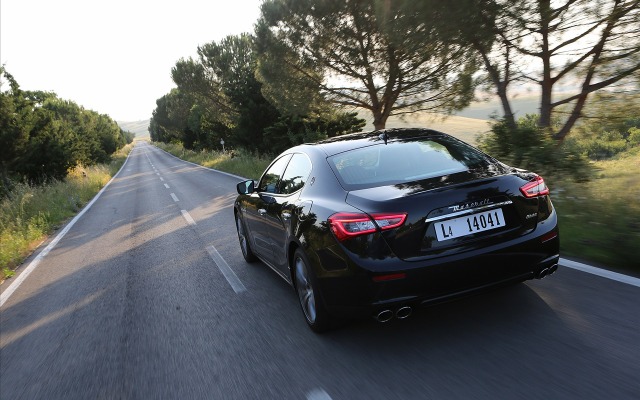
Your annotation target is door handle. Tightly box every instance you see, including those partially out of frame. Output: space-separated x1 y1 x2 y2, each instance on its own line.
258 209 267 216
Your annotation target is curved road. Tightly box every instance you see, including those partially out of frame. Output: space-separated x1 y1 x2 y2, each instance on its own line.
1 142 639 399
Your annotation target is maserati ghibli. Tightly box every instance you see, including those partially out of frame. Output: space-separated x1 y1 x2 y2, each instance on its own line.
234 129 559 332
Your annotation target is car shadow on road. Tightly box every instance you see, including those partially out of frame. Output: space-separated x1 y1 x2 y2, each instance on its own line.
280 279 639 400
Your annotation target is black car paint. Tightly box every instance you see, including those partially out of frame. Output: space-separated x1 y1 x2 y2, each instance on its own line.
234 129 560 320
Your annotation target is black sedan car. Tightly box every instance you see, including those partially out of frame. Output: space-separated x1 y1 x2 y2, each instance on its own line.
234 128 559 332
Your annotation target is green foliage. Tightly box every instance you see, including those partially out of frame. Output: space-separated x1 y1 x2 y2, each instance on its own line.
629 127 640 146
149 92 178 144
171 57 231 117
150 33 366 155
568 131 629 160
574 93 640 138
152 34 281 152
256 0 478 129
201 35 282 151
479 115 591 181
565 93 640 160
264 111 366 154
0 67 133 193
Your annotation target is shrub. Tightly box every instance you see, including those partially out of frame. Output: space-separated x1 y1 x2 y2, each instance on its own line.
628 127 640 146
577 136 628 160
479 115 591 181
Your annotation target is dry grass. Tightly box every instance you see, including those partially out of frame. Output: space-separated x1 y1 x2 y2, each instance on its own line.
0 143 134 280
153 142 270 180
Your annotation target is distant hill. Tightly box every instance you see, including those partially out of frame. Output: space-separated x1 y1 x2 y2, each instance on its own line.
117 120 150 139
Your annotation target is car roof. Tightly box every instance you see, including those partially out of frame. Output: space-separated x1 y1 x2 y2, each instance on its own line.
301 128 452 157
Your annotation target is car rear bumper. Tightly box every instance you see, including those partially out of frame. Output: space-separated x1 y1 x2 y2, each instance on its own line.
316 227 560 319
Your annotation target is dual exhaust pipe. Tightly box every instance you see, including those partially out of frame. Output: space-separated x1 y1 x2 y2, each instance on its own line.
536 263 558 279
375 306 412 323
375 264 558 322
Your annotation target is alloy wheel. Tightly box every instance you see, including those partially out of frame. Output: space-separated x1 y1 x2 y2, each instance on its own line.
295 255 316 324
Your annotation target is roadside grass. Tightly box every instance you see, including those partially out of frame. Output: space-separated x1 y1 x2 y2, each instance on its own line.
0 143 134 280
551 148 640 273
153 142 271 180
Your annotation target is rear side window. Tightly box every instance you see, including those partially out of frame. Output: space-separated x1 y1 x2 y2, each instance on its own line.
258 155 291 193
329 136 489 189
278 153 312 195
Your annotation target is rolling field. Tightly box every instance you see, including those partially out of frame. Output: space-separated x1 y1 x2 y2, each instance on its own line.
360 112 491 145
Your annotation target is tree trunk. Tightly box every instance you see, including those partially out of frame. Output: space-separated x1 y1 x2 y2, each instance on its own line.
538 0 553 129
472 40 517 131
554 91 590 141
539 84 553 129
373 115 386 130
496 82 517 131
371 97 391 130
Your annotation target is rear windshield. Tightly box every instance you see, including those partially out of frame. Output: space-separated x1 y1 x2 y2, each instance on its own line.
328 136 490 190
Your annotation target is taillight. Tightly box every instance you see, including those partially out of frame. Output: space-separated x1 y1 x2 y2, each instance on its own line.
329 212 407 242
540 230 558 243
520 176 550 198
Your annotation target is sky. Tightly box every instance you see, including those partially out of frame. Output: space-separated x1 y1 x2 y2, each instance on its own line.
1 0 263 122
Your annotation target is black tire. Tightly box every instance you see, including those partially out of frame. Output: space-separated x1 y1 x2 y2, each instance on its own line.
293 248 333 333
235 213 257 263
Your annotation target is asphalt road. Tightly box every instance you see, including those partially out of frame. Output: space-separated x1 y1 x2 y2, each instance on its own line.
1 142 639 399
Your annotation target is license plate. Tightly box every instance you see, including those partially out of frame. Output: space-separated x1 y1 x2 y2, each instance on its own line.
434 208 505 241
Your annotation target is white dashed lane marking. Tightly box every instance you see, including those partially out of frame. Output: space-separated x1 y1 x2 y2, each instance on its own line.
181 210 196 226
206 245 246 294
307 389 333 400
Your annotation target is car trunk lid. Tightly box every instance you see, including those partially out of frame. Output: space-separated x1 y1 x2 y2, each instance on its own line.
344 169 539 261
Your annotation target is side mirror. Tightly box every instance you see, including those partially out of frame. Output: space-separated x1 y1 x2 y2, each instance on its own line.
236 180 255 195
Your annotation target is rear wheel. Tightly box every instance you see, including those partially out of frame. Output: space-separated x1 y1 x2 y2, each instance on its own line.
293 248 332 333
235 213 256 263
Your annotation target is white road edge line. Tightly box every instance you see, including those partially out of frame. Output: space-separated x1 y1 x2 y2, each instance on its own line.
170 193 179 202
164 184 170 189
560 258 640 288
181 210 196 226
0 147 134 308
206 245 246 294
